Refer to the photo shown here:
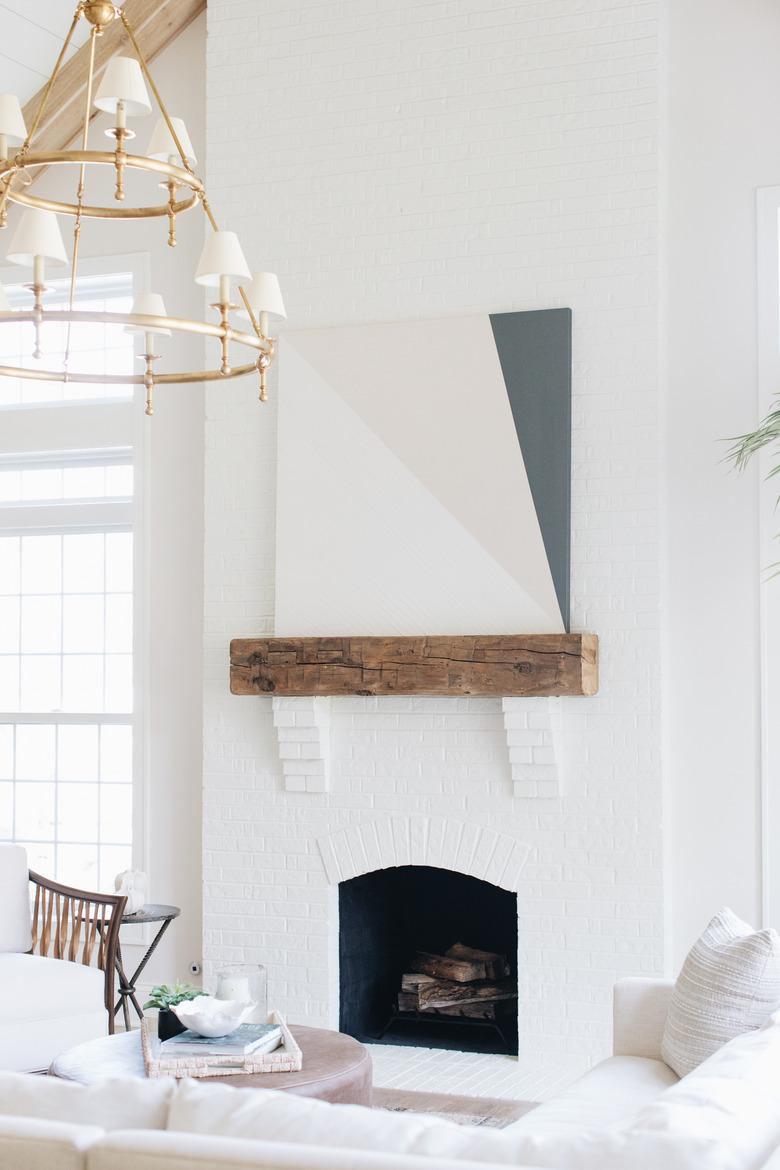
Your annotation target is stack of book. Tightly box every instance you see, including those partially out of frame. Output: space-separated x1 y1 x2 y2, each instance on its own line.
161 1022 283 1066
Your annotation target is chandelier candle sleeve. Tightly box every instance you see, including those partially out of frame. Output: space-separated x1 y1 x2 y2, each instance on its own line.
0 0 284 409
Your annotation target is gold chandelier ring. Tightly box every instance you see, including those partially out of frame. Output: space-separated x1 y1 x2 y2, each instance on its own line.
0 151 202 220
0 362 261 386
0 309 269 386
0 308 266 349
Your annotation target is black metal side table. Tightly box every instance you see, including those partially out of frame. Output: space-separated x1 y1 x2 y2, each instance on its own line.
114 903 180 1030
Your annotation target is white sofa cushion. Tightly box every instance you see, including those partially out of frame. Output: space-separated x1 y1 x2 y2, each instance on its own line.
87 1131 525 1170
0 953 105 1024
0 1114 102 1170
0 844 32 953
662 907 780 1077
0 1070 176 1131
167 1080 521 1165
506 1055 677 1134
168 1012 780 1170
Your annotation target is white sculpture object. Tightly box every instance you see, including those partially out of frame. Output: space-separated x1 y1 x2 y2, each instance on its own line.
114 869 148 914
172 995 252 1038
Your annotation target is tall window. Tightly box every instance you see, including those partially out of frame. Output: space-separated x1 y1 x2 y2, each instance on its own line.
0 263 141 892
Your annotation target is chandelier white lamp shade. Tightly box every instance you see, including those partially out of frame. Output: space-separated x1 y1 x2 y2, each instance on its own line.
7 208 69 269
0 0 284 413
94 57 151 121
146 116 197 166
241 271 287 318
0 95 27 161
195 231 251 288
239 271 286 340
125 292 172 337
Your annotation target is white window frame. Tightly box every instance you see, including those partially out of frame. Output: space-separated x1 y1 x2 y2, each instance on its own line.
0 251 150 892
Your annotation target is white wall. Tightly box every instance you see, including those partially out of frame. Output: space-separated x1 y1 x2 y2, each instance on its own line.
203 0 663 1065
665 0 780 966
31 15 207 988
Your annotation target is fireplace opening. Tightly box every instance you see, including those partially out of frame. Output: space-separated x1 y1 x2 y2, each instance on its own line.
339 865 518 1055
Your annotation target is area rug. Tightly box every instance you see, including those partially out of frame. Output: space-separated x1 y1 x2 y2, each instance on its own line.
372 1086 537 1128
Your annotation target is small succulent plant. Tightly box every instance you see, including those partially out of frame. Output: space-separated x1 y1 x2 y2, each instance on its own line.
143 981 201 1012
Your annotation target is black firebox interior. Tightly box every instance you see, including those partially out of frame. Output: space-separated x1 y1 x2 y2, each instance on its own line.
339 865 518 1055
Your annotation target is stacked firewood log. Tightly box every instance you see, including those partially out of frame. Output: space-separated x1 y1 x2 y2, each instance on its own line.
396 943 516 1021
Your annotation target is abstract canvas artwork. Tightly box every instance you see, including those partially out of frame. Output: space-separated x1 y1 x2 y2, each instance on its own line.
276 309 572 637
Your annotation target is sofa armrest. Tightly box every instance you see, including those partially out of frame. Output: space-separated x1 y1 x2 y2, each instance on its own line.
613 977 674 1060
0 1113 103 1170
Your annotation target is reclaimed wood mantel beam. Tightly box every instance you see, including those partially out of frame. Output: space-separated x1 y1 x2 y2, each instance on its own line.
230 634 598 698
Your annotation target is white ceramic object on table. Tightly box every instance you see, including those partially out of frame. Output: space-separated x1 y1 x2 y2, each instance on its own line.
114 869 148 914
171 995 252 1038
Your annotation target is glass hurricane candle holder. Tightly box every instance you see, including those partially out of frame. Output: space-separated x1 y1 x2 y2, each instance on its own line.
215 963 267 1023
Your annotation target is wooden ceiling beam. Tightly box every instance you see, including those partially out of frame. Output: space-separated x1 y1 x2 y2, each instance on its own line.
21 0 206 154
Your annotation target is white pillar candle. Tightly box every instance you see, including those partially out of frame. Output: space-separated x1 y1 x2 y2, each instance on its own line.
216 973 251 1001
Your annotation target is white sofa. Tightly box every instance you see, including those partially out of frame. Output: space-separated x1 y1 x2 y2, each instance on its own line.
2 977 780 1170
0 844 126 1072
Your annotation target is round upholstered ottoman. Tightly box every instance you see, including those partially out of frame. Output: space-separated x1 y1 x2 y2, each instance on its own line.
50 1024 373 1106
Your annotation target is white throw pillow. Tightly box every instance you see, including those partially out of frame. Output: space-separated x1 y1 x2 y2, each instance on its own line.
0 1071 175 1131
661 907 780 1077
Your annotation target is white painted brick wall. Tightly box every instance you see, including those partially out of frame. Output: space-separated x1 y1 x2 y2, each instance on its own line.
204 0 662 1062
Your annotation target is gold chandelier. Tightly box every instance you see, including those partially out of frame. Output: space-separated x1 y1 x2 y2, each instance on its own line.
0 0 286 415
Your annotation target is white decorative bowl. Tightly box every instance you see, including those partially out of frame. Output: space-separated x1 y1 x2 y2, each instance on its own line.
172 995 252 1038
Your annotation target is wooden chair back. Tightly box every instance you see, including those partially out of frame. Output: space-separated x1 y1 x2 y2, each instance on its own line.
28 870 127 1027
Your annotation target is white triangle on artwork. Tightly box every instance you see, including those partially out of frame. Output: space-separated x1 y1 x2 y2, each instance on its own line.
276 340 563 636
283 315 563 629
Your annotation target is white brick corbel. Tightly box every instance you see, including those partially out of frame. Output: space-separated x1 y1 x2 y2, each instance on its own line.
271 697 331 792
502 697 562 798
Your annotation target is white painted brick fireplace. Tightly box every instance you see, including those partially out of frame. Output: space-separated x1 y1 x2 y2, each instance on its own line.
203 0 663 1071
